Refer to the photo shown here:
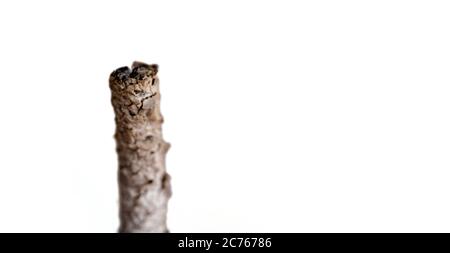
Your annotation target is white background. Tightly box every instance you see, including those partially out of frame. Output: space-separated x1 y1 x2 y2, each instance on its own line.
0 0 449 232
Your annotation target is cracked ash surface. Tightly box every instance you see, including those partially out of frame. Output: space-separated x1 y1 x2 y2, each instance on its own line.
109 61 171 233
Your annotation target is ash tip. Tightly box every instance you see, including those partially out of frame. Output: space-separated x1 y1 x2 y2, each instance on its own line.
110 66 131 82
110 61 158 84
132 61 158 75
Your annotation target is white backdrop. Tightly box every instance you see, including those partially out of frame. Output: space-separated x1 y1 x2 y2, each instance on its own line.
0 0 450 232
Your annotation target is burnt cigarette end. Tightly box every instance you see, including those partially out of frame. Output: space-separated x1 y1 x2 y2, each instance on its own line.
110 66 131 82
130 62 158 79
